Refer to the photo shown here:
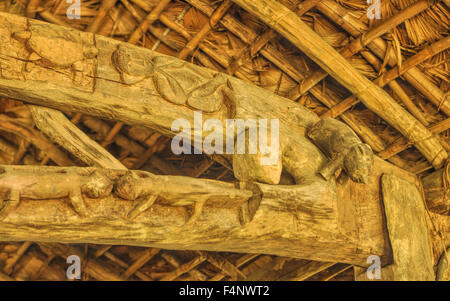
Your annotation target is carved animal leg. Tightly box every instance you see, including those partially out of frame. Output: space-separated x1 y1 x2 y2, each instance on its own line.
121 73 147 85
239 201 251 226
24 52 40 73
0 189 20 220
126 195 158 220
185 196 208 225
69 190 88 217
72 62 84 86
319 157 343 181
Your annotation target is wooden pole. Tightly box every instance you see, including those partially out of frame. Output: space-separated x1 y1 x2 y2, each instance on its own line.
0 160 409 266
229 0 447 169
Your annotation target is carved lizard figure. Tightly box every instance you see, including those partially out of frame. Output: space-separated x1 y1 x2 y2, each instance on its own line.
114 171 210 223
0 167 112 218
114 171 252 224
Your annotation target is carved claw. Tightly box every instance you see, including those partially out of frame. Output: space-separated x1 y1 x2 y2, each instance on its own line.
126 194 158 220
11 30 31 41
69 193 88 217
319 157 343 181
185 196 208 225
0 190 20 220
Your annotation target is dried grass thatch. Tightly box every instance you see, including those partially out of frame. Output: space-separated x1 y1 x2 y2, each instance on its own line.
0 0 448 280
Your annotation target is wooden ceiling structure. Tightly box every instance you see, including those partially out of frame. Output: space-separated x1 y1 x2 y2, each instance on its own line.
0 0 448 281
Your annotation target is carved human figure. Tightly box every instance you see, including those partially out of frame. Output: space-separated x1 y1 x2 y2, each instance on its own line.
112 44 236 115
0 167 112 218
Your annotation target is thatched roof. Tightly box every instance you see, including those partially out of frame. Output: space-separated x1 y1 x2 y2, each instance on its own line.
0 0 448 280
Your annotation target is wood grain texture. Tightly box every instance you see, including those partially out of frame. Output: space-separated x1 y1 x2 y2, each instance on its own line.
28 105 127 170
381 174 435 280
0 155 425 266
0 12 442 268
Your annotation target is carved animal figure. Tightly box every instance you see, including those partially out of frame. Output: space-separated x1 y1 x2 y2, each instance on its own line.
115 171 252 224
307 117 374 183
12 24 98 82
0 168 112 218
115 171 206 223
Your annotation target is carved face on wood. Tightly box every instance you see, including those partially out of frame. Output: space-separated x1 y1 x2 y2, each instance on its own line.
343 144 373 184
112 44 154 84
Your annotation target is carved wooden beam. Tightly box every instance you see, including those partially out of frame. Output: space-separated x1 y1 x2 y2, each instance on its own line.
423 165 450 215
0 161 409 266
0 12 444 270
0 12 318 141
28 105 127 170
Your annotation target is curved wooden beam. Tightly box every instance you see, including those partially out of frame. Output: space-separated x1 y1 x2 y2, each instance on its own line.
229 0 447 169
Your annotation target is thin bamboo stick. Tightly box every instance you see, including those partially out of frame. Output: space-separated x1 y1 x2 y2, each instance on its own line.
377 36 450 88
379 118 450 159
128 0 171 44
316 0 450 117
178 0 233 60
86 0 118 33
0 115 76 166
322 36 450 119
287 0 433 100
